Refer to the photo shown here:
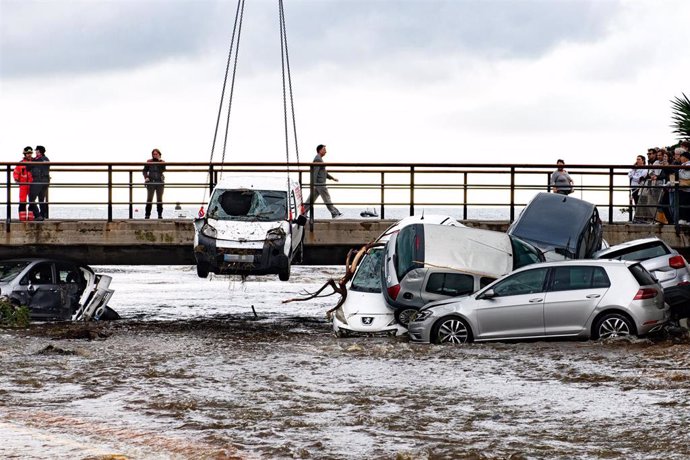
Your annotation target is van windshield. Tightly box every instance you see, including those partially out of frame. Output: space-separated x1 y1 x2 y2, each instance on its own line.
207 189 288 221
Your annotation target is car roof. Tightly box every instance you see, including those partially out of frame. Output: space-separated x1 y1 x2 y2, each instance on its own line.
377 214 462 243
513 259 635 271
508 192 598 252
592 237 669 257
0 258 91 268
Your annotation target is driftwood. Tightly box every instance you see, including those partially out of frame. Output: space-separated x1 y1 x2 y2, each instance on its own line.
282 241 385 317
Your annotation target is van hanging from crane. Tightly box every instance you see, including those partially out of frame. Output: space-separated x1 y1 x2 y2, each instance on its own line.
193 176 306 281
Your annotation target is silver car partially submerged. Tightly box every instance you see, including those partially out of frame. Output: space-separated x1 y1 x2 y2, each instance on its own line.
409 260 668 344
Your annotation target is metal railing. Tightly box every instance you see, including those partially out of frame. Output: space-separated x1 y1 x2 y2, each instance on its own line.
1 161 684 225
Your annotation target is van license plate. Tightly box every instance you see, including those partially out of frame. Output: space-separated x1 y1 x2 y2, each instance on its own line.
224 254 254 263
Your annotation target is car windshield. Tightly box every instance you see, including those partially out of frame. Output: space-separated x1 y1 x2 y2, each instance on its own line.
207 189 287 221
351 248 383 293
0 261 30 282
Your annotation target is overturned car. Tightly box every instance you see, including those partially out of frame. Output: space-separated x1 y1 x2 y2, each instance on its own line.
0 258 116 321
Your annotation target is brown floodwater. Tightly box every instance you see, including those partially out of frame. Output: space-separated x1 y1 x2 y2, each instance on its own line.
1 266 689 459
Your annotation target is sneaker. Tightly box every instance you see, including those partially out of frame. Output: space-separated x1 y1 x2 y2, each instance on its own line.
145 215 150 219
34 216 44 222
679 220 688 225
158 215 163 219
332 212 343 218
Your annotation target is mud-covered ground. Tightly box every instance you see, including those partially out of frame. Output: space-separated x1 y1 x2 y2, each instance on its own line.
1 266 689 459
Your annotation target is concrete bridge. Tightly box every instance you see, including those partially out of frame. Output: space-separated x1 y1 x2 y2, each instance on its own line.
2 219 689 265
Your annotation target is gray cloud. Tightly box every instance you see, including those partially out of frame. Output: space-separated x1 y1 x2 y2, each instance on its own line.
1 0 620 78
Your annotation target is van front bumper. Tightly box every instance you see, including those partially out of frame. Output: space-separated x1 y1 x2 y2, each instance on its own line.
194 233 289 275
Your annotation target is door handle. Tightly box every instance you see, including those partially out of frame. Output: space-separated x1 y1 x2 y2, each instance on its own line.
529 298 543 303
586 294 601 299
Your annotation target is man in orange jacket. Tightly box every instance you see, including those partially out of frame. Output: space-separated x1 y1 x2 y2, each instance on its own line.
13 146 34 218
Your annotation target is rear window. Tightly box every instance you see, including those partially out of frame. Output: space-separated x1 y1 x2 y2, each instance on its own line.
425 273 474 297
395 225 423 280
628 263 657 286
351 248 383 293
598 241 671 262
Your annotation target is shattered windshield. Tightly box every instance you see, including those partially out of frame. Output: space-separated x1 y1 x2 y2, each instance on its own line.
351 248 384 293
207 189 287 221
0 261 30 283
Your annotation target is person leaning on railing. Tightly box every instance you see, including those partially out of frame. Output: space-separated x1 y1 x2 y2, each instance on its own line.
677 150 690 225
628 155 648 207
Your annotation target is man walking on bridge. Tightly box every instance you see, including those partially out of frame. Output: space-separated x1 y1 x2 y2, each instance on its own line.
304 144 342 218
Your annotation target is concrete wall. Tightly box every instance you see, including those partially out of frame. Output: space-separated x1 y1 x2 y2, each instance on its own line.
1 219 690 265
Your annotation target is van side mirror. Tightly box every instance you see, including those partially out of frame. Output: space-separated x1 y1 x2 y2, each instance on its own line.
295 214 307 226
478 288 496 300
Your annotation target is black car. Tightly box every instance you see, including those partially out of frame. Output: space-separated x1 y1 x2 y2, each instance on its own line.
0 258 117 321
508 192 603 260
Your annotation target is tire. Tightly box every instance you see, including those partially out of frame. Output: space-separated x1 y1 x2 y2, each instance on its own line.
593 313 634 339
98 306 121 321
293 242 304 264
432 316 473 345
196 263 209 279
278 262 291 282
394 307 418 327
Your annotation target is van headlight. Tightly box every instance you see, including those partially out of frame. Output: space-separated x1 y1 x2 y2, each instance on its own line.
201 222 217 238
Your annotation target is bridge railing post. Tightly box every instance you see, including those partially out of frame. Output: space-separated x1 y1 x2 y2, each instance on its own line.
6 165 11 230
409 166 415 216
107 165 113 222
380 171 385 219
509 167 515 221
463 172 468 220
128 170 134 219
608 167 614 224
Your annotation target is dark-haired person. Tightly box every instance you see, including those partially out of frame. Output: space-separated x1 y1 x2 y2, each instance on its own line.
13 146 34 219
28 145 50 221
550 159 574 195
677 150 690 225
143 148 166 219
628 155 648 208
303 144 342 218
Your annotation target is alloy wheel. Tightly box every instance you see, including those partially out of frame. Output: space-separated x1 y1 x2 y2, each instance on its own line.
598 316 631 338
436 318 470 344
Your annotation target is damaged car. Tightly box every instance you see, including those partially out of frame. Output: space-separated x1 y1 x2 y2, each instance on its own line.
193 176 306 281
0 258 117 321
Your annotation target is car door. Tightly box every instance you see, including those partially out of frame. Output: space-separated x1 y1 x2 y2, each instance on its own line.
289 189 304 254
14 262 65 320
474 267 549 339
543 265 610 336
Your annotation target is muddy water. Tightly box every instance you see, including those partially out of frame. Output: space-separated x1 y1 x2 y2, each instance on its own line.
1 266 689 459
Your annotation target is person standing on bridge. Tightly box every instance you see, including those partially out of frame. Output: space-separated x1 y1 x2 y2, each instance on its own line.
28 145 50 221
143 148 166 219
550 159 574 195
13 147 34 220
304 144 342 218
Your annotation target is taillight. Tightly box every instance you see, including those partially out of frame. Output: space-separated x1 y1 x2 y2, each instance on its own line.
634 288 658 300
387 284 401 300
669 255 686 269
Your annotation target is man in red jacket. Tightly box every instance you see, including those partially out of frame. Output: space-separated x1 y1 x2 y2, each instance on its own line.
13 146 34 219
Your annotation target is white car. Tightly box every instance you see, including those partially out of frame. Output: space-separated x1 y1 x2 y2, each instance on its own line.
332 215 462 336
193 176 306 281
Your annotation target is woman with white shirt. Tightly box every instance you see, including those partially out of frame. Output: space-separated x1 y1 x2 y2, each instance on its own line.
628 155 648 207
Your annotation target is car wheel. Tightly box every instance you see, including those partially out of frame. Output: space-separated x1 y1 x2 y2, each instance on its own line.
594 313 634 339
433 316 473 345
98 306 121 321
278 262 291 282
394 307 418 327
196 263 210 278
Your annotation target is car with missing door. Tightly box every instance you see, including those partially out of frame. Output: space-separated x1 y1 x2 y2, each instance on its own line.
408 260 667 344
0 258 116 321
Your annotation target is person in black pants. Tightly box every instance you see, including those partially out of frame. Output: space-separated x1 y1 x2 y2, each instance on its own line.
28 145 50 221
143 148 166 219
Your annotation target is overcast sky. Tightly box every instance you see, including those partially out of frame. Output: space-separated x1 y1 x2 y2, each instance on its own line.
1 0 689 166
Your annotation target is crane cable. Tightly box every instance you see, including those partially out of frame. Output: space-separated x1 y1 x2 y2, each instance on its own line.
279 0 300 167
203 0 245 208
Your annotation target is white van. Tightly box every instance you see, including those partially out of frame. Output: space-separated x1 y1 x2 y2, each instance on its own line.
193 176 306 281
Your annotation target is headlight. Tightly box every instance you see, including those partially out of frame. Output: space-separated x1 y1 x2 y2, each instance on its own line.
201 222 217 238
412 309 434 322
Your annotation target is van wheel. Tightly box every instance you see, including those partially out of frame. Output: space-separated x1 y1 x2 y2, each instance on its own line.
294 243 304 264
196 263 209 278
594 313 634 339
394 307 418 327
279 262 291 282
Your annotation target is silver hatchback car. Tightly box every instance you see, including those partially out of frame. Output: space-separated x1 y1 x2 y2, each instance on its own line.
408 260 668 344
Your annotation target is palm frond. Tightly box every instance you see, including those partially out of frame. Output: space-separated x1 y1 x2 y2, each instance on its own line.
670 92 690 140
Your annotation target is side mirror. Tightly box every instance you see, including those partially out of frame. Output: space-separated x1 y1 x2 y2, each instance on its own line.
28 284 36 294
478 288 496 300
295 214 307 226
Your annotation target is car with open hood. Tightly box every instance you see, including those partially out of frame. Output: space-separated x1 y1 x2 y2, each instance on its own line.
507 192 603 261
193 176 306 281
0 258 116 321
381 224 544 326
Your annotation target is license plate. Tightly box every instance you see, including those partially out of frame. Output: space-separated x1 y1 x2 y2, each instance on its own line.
224 254 254 263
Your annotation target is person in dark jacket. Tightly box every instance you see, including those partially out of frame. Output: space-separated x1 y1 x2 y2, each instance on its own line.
143 148 166 219
303 144 342 218
28 145 50 221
